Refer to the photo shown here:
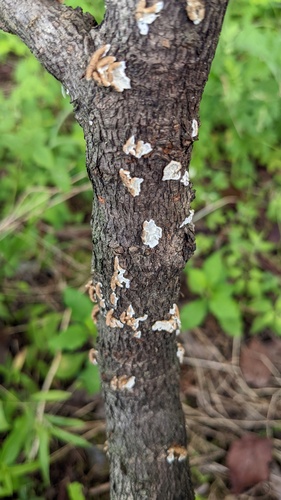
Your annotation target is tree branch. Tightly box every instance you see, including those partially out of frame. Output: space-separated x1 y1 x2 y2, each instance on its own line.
0 0 99 100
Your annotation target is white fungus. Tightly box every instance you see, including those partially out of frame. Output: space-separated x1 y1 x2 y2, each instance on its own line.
162 161 182 181
191 119 198 138
135 1 164 36
180 171 190 186
141 220 162 248
179 209 195 228
119 169 144 197
123 135 152 158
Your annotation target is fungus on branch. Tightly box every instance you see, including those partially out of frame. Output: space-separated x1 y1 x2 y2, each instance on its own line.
152 303 181 334
135 0 164 35
119 169 144 197
167 446 188 464
106 309 124 329
110 375 136 391
120 304 148 337
85 44 131 92
141 220 162 248
186 0 205 25
111 257 130 291
123 135 152 158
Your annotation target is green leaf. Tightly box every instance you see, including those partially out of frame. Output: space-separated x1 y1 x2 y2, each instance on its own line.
180 300 208 330
0 403 9 432
30 390 72 402
0 415 30 466
50 426 90 448
63 287 93 322
55 352 85 380
79 364 101 395
203 251 225 287
187 268 208 295
37 424 50 484
67 481 86 500
48 325 88 352
209 293 243 336
45 415 86 429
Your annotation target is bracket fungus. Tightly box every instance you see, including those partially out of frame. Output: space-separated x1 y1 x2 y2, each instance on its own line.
123 135 152 158
141 220 162 248
179 209 194 228
110 375 136 391
186 0 205 25
111 257 130 291
119 169 144 197
85 44 131 92
167 446 188 464
135 0 164 35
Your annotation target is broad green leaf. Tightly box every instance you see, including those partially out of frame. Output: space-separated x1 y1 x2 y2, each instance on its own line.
63 287 93 322
48 325 88 352
55 352 85 380
203 251 225 287
187 268 208 295
67 481 86 500
79 364 101 395
180 300 208 330
0 403 9 432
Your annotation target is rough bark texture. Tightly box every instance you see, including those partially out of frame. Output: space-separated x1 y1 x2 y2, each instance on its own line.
0 0 228 498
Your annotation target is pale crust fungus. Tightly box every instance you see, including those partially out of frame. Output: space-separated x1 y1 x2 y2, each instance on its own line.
123 135 152 158
176 343 185 364
85 280 96 303
85 44 131 92
191 118 198 138
135 0 164 35
186 0 205 25
120 304 148 337
88 348 98 365
110 375 136 391
119 169 144 197
110 292 118 308
106 309 124 329
152 303 181 334
142 220 162 248
180 171 190 186
167 446 188 464
162 161 182 181
91 304 99 324
111 256 130 291
179 209 195 228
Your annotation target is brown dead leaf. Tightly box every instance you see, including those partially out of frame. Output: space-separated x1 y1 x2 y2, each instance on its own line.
240 338 272 387
226 434 272 494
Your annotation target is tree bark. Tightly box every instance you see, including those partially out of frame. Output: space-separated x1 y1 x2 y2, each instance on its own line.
0 0 228 497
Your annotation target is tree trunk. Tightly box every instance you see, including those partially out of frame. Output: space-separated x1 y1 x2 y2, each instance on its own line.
0 0 228 497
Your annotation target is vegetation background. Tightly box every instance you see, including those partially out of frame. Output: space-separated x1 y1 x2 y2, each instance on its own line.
0 0 280 498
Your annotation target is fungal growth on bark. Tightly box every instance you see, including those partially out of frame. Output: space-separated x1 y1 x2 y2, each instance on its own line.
111 257 130 291
135 0 164 35
85 44 131 92
152 303 181 334
186 0 205 25
119 168 144 197
110 375 136 391
141 219 162 248
167 446 188 464
123 135 152 158
162 160 182 181
180 209 195 228
120 304 148 337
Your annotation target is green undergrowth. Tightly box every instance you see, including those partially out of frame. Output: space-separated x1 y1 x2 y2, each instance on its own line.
0 0 280 497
